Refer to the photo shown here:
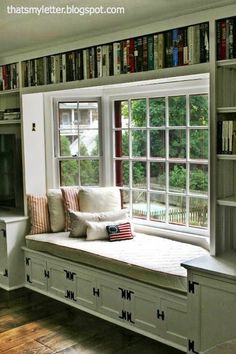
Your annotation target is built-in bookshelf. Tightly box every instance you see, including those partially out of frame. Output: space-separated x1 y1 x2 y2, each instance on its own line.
20 22 209 88
0 63 19 91
216 16 236 60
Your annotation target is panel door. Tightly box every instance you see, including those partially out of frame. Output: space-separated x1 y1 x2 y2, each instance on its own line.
96 276 125 322
47 261 69 300
130 286 162 336
72 267 97 310
25 253 47 291
160 295 187 348
0 224 8 286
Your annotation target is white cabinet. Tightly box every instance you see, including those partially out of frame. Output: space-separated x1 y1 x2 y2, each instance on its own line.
0 216 28 290
182 253 236 353
23 247 187 352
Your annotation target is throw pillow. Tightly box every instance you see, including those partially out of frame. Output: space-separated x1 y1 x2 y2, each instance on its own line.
47 189 65 232
86 219 129 241
79 187 121 212
27 194 51 235
61 187 79 230
106 222 134 241
69 209 128 238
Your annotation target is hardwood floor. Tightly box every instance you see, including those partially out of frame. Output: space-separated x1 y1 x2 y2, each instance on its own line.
0 288 182 354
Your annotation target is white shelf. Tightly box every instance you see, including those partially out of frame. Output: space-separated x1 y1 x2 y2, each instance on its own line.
217 196 236 207
217 107 236 113
217 154 236 160
217 59 236 69
0 89 20 96
0 120 21 125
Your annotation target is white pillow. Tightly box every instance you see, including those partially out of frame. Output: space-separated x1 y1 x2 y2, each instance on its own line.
69 209 128 238
86 219 130 241
47 189 65 232
79 187 121 212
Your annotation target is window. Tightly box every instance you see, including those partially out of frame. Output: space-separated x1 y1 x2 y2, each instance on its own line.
113 89 209 235
54 99 100 186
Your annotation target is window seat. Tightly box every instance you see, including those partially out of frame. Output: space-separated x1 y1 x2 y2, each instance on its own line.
25 232 208 294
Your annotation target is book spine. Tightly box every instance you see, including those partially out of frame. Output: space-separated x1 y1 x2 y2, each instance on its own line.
147 35 154 70
128 38 135 73
188 26 194 64
177 28 184 66
220 20 227 60
183 27 189 65
0 66 3 90
216 20 221 60
193 24 200 64
142 36 148 71
227 18 234 59
83 49 88 80
234 17 236 58
165 30 173 68
109 44 113 76
153 34 158 70
96 46 102 77
172 29 178 67
157 33 164 68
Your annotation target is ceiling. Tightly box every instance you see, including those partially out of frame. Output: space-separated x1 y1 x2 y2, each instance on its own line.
1 0 235 58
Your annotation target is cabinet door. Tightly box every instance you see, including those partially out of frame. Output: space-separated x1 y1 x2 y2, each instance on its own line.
25 254 47 291
72 268 97 310
96 276 125 322
189 273 236 353
160 296 187 348
124 284 160 335
47 261 69 299
0 225 8 285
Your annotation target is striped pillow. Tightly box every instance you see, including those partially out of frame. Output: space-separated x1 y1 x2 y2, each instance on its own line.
106 222 133 242
61 187 79 230
27 195 51 235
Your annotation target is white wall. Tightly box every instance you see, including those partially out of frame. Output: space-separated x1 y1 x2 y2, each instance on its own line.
22 92 46 195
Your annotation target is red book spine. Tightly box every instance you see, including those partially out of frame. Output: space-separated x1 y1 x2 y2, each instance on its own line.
2 65 7 90
220 20 226 60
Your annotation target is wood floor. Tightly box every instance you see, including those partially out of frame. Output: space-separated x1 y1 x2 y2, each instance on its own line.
0 288 182 354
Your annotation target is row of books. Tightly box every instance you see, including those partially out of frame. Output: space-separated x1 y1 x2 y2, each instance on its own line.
0 108 20 120
0 63 19 91
217 120 236 154
216 17 236 60
21 22 209 87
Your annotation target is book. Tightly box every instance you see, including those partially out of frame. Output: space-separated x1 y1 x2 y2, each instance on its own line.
172 29 179 66
142 36 148 71
147 35 154 70
127 38 135 73
113 42 121 75
157 33 164 68
164 30 173 68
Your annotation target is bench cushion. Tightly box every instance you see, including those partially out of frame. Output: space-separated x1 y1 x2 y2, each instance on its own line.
25 232 208 294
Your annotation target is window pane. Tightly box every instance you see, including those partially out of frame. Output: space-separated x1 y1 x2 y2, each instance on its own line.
150 193 166 222
80 160 99 185
131 99 146 127
132 130 146 157
190 129 208 159
189 197 208 228
190 94 208 126
121 189 130 209
78 102 98 127
190 164 208 194
169 96 186 126
169 130 186 158
169 163 186 193
149 97 165 127
115 160 129 187
132 161 146 188
150 130 165 157
169 195 186 226
132 191 147 219
115 130 129 157
59 160 78 186
120 101 129 128
79 130 99 156
59 102 77 128
150 162 166 190
59 134 77 157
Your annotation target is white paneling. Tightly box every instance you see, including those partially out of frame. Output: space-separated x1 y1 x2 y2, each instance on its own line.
22 93 46 194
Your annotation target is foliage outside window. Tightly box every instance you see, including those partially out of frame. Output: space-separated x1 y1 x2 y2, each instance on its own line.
113 93 209 233
55 100 100 186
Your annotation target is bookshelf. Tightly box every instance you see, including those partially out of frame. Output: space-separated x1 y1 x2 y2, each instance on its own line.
20 22 209 89
215 15 236 253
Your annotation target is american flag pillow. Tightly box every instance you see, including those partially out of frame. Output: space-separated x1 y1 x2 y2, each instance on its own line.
106 222 133 242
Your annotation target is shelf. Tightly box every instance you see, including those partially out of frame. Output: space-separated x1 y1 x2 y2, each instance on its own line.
0 120 21 125
217 59 236 69
217 196 236 207
217 107 236 113
0 89 20 96
217 154 236 160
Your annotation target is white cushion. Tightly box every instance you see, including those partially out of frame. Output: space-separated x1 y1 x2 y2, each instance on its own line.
79 187 121 212
47 189 65 232
86 219 130 241
69 209 128 238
